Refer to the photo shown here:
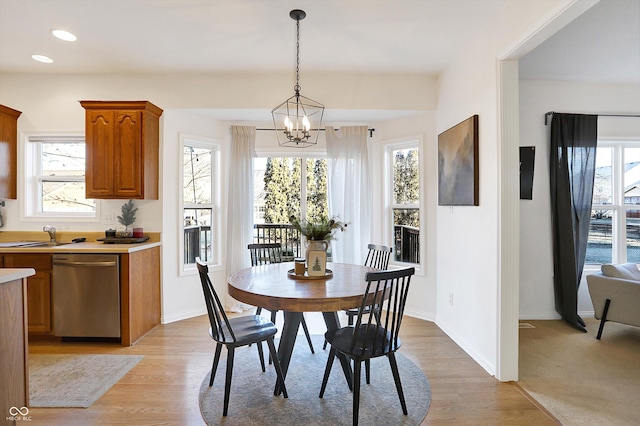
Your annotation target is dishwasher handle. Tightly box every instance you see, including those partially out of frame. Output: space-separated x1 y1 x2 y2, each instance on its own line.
53 260 118 267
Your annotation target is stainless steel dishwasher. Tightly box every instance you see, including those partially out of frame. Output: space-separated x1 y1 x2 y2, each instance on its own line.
52 253 120 339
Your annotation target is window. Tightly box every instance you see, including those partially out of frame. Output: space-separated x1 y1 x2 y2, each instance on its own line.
253 156 328 258
181 136 218 271
388 142 420 264
24 134 96 218
586 142 640 264
254 156 328 225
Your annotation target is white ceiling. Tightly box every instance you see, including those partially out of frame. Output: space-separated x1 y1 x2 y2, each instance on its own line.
519 0 640 84
0 0 508 74
0 0 637 121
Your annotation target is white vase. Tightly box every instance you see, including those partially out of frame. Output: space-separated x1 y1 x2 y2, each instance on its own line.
305 239 329 270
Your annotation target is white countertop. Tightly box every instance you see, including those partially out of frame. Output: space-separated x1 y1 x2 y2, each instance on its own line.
0 268 35 284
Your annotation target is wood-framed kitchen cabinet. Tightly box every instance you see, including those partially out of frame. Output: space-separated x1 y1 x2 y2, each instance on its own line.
1 254 53 334
120 245 161 346
80 101 163 199
0 104 22 199
0 269 33 417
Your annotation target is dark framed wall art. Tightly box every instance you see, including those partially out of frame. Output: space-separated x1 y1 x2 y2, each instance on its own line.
438 114 479 206
520 146 535 200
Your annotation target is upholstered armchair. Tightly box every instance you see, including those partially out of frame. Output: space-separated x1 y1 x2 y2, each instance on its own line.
586 263 640 339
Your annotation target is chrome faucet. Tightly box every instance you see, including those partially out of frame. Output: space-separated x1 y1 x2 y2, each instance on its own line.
43 225 56 242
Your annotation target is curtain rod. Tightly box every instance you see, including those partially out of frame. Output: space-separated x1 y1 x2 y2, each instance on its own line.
256 127 376 137
545 111 640 125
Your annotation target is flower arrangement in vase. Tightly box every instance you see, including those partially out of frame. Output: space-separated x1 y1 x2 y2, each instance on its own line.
290 215 348 272
289 215 348 241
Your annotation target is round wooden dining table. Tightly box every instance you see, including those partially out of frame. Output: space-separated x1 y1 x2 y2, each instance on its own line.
228 261 376 395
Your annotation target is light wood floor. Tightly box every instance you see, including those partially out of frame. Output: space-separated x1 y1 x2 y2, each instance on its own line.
27 312 558 425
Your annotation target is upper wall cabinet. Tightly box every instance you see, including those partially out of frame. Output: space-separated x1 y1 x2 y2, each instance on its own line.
80 101 163 199
0 104 22 199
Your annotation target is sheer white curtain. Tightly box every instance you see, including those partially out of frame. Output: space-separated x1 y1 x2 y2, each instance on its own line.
226 126 255 310
326 126 371 264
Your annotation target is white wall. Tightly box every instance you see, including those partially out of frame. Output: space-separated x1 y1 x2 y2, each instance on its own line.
519 79 640 320
0 75 163 233
375 112 439 320
434 0 570 377
436 43 501 376
160 110 231 323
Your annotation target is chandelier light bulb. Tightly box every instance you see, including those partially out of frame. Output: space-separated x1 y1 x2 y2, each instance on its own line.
303 116 310 131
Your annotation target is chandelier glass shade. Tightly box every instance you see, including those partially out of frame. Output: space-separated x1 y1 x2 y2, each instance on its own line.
272 9 324 148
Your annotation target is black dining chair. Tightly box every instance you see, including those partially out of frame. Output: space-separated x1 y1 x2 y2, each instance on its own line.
248 243 315 355
322 243 394 351
344 244 393 326
196 258 288 416
248 242 284 266
320 267 415 426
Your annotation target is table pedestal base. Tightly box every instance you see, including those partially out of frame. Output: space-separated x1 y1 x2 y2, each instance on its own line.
274 311 353 395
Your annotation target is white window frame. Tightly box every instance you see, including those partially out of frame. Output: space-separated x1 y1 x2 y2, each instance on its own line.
384 135 425 271
22 132 100 221
587 140 640 266
179 134 221 275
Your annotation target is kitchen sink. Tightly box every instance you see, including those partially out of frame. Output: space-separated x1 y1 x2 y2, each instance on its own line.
30 241 72 247
0 241 71 248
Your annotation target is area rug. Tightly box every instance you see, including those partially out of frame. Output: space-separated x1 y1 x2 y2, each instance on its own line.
199 335 430 425
29 354 143 408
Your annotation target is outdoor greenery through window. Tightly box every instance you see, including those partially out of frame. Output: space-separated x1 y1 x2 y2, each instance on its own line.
255 157 328 224
183 143 214 267
254 157 328 258
586 143 640 264
391 145 420 264
25 135 95 216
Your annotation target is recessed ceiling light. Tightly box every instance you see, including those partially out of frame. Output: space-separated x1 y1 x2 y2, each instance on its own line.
51 29 77 42
31 54 53 64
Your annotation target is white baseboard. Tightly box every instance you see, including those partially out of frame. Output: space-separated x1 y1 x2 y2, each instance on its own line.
162 307 207 324
579 310 595 319
519 312 561 320
162 306 434 325
519 311 595 321
435 317 496 377
404 307 435 322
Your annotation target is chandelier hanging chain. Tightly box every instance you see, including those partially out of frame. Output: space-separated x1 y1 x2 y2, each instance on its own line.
295 16 301 95
271 9 324 147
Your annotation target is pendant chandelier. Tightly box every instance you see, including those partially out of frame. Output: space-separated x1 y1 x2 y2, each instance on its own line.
272 9 324 148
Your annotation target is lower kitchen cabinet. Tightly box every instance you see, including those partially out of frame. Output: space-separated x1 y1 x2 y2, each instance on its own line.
120 246 161 346
2 254 53 334
1 244 160 346
0 270 33 419
24 270 52 334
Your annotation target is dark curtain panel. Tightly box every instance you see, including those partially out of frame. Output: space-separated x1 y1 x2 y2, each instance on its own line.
549 113 598 331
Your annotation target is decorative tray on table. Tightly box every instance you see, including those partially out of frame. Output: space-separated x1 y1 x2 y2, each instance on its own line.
96 237 150 244
287 268 333 280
